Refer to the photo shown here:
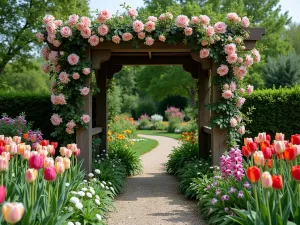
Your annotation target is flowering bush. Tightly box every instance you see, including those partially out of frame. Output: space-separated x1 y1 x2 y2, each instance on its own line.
138 114 151 130
109 115 136 138
150 114 163 122
0 114 31 137
38 8 260 147
165 107 184 121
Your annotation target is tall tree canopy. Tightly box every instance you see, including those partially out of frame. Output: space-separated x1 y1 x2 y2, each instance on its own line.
0 0 90 75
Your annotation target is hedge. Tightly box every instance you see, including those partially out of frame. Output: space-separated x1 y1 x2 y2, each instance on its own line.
241 85 300 139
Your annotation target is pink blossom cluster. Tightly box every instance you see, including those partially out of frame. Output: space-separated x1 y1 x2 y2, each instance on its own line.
228 148 245 181
220 155 231 178
51 94 66 105
50 114 62 126
66 120 76 134
138 114 150 121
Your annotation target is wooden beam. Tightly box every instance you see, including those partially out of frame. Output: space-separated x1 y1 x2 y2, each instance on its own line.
92 127 103 136
148 51 152 59
211 62 227 165
203 126 211 135
107 65 123 79
183 64 200 79
91 49 111 70
190 52 212 70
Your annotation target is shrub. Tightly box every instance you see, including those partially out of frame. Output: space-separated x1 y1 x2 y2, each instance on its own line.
242 85 300 139
157 96 188 117
150 114 163 122
167 118 182 133
0 113 31 137
138 114 151 130
109 115 136 137
165 106 184 121
136 98 157 118
152 121 168 130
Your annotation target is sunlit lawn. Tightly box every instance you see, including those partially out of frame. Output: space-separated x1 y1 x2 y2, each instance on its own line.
137 130 181 140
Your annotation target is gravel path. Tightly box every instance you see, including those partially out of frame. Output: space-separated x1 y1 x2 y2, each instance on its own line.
107 134 206 225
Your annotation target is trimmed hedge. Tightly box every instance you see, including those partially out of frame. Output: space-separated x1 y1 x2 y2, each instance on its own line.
0 92 53 140
242 86 300 138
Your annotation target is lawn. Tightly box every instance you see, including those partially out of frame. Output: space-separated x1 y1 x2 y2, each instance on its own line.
137 130 181 140
132 137 159 156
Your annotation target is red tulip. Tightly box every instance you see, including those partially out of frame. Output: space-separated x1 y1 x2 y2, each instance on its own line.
51 142 58 149
266 134 271 141
242 146 251 157
291 165 300 181
0 186 6 204
260 141 270 150
291 134 300 145
272 175 283 189
44 166 56 181
0 140 5 147
270 145 276 155
29 154 44 170
284 146 296 161
246 166 261 183
262 147 272 159
266 159 273 168
247 142 257 153
0 146 5 155
40 140 49 147
73 148 81 156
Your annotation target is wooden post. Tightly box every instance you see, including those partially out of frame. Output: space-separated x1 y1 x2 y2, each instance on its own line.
198 68 211 160
211 62 227 165
76 48 93 173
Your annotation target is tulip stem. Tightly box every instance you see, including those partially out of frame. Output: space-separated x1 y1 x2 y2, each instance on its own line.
266 190 272 225
1 173 3 185
277 191 282 218
47 182 51 212
253 183 259 212
298 183 300 206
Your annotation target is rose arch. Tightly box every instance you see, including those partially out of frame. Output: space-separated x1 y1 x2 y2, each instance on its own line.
38 9 264 172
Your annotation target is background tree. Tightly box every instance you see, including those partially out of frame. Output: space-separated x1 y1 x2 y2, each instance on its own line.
262 52 300 88
0 0 90 75
285 23 300 55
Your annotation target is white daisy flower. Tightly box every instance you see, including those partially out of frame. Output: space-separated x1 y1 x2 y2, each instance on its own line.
95 169 101 174
75 202 83 210
95 199 100 205
96 214 102 221
86 192 92 198
77 191 85 197
70 197 80 204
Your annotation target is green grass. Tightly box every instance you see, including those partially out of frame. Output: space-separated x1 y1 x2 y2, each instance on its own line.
137 130 181 140
132 137 159 156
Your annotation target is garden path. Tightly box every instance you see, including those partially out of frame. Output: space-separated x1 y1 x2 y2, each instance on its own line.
107 134 206 225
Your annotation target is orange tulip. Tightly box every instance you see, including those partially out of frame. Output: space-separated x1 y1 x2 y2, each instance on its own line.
246 166 261 183
23 133 29 140
284 146 296 161
242 146 251 157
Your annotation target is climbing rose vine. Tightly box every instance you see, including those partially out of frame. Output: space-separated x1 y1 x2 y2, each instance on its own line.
37 9 260 145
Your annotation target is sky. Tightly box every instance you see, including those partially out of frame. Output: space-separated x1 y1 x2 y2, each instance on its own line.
89 0 300 23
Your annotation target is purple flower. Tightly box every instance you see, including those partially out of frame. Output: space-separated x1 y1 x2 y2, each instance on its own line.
229 147 245 181
211 198 218 205
229 187 236 194
213 181 218 186
216 189 221 196
243 181 251 189
221 195 229 201
205 185 211 191
225 207 229 212
238 190 244 198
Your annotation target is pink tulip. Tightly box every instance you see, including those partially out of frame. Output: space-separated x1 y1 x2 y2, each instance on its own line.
44 166 56 181
262 171 273 188
29 154 44 170
2 202 24 224
0 156 8 171
55 162 65 174
25 169 38 183
0 186 6 203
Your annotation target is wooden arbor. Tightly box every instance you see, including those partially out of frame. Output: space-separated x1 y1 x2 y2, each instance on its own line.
77 28 265 173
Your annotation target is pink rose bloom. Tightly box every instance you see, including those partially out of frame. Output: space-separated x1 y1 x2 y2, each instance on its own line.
112 35 121 44
80 16 91 27
59 72 70 84
217 64 229 76
226 53 238 64
240 88 245 93
53 40 61 47
222 90 233 99
214 22 227 34
145 37 154 46
223 83 229 90
66 120 76 129
50 114 62 126
46 22 56 34
244 55 253 67
201 40 208 46
53 65 61 73
210 39 215 44
42 63 50 73
148 16 157 22
224 43 236 55
82 68 90 75
238 66 247 77
226 13 241 23
41 47 49 60
237 57 243 63
88 35 100 46
68 14 79 26
51 94 66 105
236 97 246 107
133 20 144 33
159 14 166 20
247 85 254 94
252 49 261 63
200 48 210 58
81 114 90 123
235 37 242 44
97 10 110 23
128 8 138 18
228 36 233 42
138 32 146 40
175 15 189 28
43 15 55 24
48 51 58 62
238 126 245 135
159 35 166 42
66 128 74 134
122 33 133 41
76 22 85 31
184 27 193 36
72 73 80 80
47 34 55 43
36 32 45 42
199 15 210 26
80 87 90 96
60 26 72 38
81 27 91 39
54 20 63 27
205 26 214 37
145 21 155 32
230 82 236 91
98 24 109 36
191 16 200 24
241 17 250 27
67 53 79 65
230 118 238 127
166 12 173 19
